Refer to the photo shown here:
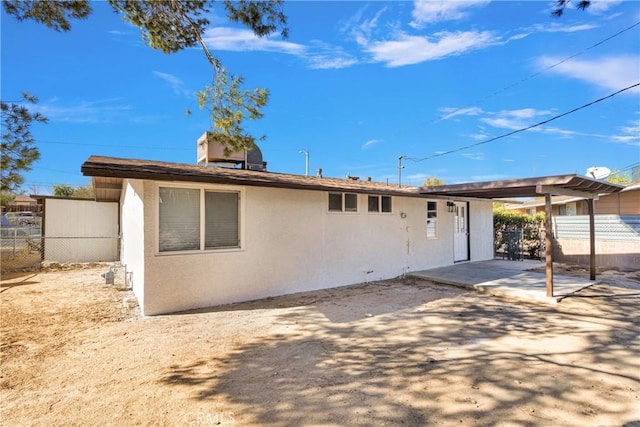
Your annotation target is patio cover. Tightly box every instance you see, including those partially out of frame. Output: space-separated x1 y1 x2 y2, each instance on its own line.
420 174 625 296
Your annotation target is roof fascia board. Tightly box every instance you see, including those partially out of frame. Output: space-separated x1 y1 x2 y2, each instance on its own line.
536 184 599 200
85 165 427 199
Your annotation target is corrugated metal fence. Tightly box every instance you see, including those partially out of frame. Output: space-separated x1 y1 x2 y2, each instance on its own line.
553 215 640 241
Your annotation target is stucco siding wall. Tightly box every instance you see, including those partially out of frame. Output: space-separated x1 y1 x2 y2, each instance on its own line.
139 183 493 315
44 198 118 262
120 179 146 309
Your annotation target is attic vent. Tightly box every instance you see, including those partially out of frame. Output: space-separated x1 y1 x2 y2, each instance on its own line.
197 132 267 171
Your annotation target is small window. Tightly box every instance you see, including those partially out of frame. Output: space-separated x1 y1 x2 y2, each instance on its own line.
345 193 358 212
205 191 239 249
159 187 200 252
329 192 358 212
368 195 379 212
368 195 392 213
381 196 392 213
427 201 438 238
328 193 343 212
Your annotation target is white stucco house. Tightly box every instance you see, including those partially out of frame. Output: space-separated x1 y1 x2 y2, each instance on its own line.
81 155 495 315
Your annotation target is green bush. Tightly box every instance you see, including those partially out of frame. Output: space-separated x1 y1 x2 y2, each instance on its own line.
494 209 545 259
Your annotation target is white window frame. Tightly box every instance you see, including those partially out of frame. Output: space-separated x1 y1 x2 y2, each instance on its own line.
427 200 438 239
367 195 392 213
156 183 245 255
328 192 358 213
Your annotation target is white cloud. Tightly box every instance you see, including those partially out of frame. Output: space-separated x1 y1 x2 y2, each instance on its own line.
505 22 596 45
479 108 585 138
585 0 624 14
306 41 359 69
202 27 305 55
537 55 640 93
469 132 489 141
308 56 358 70
531 23 598 33
367 30 498 67
343 6 389 45
439 106 484 120
362 139 383 149
462 152 485 161
153 71 192 97
610 118 640 146
35 98 133 123
203 27 359 70
482 108 554 130
410 0 490 27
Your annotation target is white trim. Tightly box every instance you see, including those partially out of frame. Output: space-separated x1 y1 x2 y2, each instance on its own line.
426 200 439 240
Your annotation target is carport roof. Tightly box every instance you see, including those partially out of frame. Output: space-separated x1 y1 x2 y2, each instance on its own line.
419 174 624 199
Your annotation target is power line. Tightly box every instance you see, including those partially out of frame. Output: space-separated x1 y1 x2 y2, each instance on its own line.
36 166 82 175
432 21 640 124
37 139 190 151
407 82 640 163
614 162 640 173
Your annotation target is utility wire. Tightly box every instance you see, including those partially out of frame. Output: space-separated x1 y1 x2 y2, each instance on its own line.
406 82 640 163
432 21 640 124
613 161 640 174
36 139 190 151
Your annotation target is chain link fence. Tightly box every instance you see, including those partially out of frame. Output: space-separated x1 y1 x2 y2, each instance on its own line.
1 226 42 271
1 227 119 272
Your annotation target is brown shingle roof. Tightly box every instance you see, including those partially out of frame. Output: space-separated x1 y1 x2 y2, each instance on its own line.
81 155 423 200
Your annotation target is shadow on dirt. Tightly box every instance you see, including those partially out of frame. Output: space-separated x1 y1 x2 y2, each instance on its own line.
159 279 639 425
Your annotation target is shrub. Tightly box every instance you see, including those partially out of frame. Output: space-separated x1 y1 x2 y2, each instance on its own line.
494 209 545 259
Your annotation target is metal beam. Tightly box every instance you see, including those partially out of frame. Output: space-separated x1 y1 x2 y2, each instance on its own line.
587 198 596 281
536 184 599 200
545 193 554 297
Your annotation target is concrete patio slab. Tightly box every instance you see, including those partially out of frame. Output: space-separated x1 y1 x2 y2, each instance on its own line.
411 259 598 304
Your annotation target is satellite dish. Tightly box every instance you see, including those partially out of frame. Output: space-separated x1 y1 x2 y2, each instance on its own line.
586 166 611 180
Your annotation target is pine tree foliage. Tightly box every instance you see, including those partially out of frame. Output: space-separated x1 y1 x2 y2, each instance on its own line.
1 93 48 192
552 0 591 17
3 0 288 155
3 0 92 31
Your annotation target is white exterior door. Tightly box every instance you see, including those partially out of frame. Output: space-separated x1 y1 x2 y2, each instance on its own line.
453 201 469 262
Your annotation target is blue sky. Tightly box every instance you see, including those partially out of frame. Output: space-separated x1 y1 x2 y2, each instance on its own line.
2 0 639 193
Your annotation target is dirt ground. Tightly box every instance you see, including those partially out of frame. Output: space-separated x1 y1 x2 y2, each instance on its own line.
1 264 639 426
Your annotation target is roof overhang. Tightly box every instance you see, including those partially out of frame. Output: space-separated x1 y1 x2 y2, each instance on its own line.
92 177 124 202
82 156 625 203
81 155 424 202
420 174 624 200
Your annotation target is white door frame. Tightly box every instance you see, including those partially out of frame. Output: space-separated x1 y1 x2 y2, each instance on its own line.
453 201 469 262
